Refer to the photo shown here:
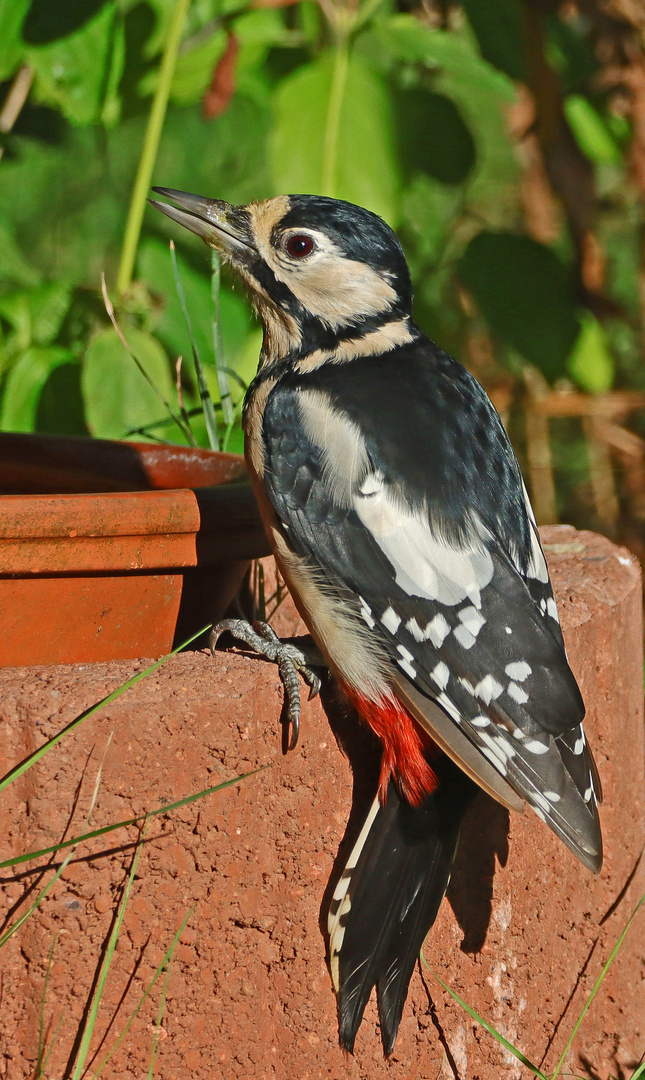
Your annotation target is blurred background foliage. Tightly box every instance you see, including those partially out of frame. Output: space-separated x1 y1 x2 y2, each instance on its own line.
2 0 645 550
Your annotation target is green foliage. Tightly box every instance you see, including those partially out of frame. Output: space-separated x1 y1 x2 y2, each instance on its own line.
0 346 75 431
82 325 176 439
461 0 525 82
459 232 580 382
271 50 400 224
0 0 642 444
25 1 125 127
0 0 30 79
395 87 476 185
564 95 623 165
567 312 614 394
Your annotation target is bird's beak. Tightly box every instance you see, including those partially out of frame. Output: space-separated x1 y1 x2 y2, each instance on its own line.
148 187 255 257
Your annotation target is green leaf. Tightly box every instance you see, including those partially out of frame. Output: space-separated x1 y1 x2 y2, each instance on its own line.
168 27 227 106
0 346 74 432
138 237 256 396
26 1 123 126
82 325 175 439
0 218 43 289
400 175 463 262
372 18 519 225
36 361 89 436
564 95 622 165
152 94 272 207
394 87 475 185
459 231 580 382
271 51 400 225
566 311 614 394
21 0 110 44
28 282 73 344
235 8 288 47
0 282 71 349
461 0 525 81
0 0 30 80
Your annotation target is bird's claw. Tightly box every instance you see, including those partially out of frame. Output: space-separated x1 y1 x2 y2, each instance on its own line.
209 619 324 752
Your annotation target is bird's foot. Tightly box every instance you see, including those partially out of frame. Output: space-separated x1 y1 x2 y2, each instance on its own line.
210 619 324 751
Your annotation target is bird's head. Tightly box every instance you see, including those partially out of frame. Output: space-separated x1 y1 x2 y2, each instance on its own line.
149 190 415 366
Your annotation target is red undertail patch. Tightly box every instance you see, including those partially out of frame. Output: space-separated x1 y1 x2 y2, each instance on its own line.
340 684 439 806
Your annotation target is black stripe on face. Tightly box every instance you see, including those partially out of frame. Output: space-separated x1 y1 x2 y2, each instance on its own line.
244 256 403 356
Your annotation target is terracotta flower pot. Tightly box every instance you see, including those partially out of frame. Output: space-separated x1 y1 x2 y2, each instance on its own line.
0 433 269 667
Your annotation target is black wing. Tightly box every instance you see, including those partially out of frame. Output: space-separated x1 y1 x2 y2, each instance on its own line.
261 340 602 871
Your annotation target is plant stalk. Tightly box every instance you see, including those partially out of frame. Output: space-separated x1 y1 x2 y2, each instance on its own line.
116 0 191 294
321 29 350 197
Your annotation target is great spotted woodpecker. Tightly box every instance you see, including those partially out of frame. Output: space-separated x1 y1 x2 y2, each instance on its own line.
150 189 603 1054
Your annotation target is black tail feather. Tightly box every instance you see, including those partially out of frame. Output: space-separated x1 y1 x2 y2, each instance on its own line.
330 757 476 1055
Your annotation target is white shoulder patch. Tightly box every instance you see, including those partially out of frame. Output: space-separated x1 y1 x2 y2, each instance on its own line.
297 389 368 508
354 475 494 607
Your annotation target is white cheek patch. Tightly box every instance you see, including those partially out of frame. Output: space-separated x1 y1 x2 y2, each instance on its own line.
266 231 398 330
354 479 494 607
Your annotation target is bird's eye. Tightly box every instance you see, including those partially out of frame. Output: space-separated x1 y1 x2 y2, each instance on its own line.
286 234 315 258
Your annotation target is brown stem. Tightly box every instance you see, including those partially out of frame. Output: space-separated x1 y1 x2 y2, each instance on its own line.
0 64 34 162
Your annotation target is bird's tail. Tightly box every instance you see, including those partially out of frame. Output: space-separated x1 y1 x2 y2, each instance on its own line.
328 755 476 1055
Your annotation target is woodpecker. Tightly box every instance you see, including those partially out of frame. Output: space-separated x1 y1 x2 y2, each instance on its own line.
150 189 603 1054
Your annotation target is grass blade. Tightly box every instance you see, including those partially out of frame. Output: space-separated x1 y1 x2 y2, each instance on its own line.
38 1008 67 1080
421 951 549 1080
0 746 109 949
211 249 234 426
170 241 220 451
36 935 57 1079
0 765 269 870
101 274 196 445
147 934 175 1077
92 909 193 1077
0 625 210 795
552 891 645 1079
71 826 147 1080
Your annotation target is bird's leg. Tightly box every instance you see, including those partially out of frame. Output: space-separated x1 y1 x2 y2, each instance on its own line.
210 619 325 751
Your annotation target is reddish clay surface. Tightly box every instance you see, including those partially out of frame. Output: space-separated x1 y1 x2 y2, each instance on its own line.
0 527 643 1079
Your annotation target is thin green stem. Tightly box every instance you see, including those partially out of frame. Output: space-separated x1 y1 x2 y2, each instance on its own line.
170 240 220 450
92 909 193 1076
0 766 268 870
71 827 147 1080
321 32 350 197
552 891 645 1079
352 0 386 33
117 0 191 294
212 251 234 426
0 625 209 795
36 936 57 1079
